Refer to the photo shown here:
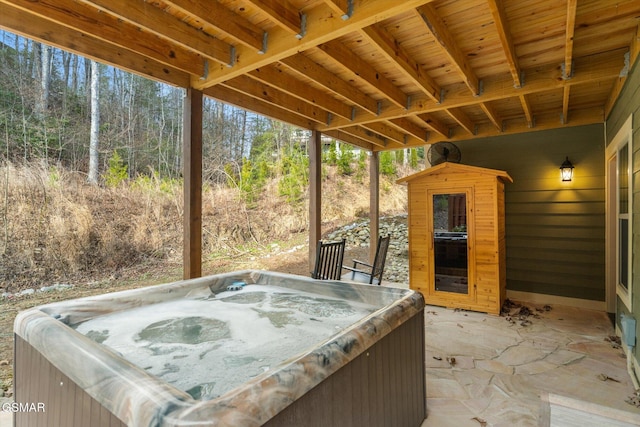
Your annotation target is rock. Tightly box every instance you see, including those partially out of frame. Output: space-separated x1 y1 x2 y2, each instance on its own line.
19 288 35 296
0 360 9 366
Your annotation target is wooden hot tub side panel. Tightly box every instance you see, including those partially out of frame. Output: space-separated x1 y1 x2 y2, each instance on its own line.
263 309 426 427
14 334 127 427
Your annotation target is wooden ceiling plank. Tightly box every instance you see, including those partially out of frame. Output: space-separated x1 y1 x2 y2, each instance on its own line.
519 94 534 128
564 0 578 79
204 85 316 130
249 65 353 120
479 101 503 131
223 75 329 125
415 4 480 96
281 54 379 115
245 0 302 36
82 0 230 66
319 40 408 109
361 25 441 103
562 86 570 124
163 0 264 52
0 0 205 77
446 107 475 135
389 118 428 141
319 49 623 131
486 0 522 88
194 0 436 89
0 2 191 87
417 113 449 138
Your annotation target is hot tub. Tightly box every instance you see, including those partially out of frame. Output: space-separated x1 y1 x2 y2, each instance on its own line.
14 270 426 427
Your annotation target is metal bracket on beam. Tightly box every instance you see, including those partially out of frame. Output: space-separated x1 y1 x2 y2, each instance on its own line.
620 51 630 77
199 60 209 80
342 0 354 20
406 95 412 111
351 107 356 121
439 89 445 105
474 124 478 135
476 80 484 97
425 131 429 142
377 101 382 116
530 117 536 129
403 134 408 145
517 71 525 88
296 14 307 40
561 61 574 80
327 112 333 125
259 32 268 55
228 46 236 67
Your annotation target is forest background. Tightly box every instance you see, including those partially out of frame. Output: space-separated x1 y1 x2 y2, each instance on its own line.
0 31 425 293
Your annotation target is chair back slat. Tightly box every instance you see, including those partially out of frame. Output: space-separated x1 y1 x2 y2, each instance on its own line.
312 239 346 280
368 235 390 284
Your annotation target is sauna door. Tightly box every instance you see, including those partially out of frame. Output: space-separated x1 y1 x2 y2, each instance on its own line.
427 188 475 303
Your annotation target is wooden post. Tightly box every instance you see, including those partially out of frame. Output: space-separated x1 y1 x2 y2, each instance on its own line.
183 88 203 279
309 130 322 273
370 150 380 263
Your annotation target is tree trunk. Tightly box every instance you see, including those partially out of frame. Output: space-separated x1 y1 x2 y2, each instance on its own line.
88 60 100 185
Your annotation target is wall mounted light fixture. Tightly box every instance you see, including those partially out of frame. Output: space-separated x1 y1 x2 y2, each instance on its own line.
560 157 574 182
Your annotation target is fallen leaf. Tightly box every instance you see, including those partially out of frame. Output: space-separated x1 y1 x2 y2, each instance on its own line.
472 416 487 426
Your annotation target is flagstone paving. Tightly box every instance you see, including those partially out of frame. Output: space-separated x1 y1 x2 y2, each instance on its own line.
420 302 640 427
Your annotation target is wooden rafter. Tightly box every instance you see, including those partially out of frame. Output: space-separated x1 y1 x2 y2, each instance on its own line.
323 0 351 19
415 4 480 96
562 86 570 124
564 0 578 79
79 0 231 66
281 54 379 115
446 108 475 135
361 24 441 103
223 75 329 125
250 65 353 120
605 25 640 117
323 129 375 151
362 121 408 145
163 0 265 52
246 0 302 36
480 102 503 131
319 40 408 109
193 0 435 89
417 113 449 138
0 0 206 76
389 118 428 141
341 126 388 147
519 94 534 128
486 0 522 88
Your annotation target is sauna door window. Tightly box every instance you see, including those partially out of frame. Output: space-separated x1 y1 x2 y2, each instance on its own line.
432 193 468 294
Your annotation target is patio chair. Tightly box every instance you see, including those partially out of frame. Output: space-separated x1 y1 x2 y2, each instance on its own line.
342 235 390 285
311 238 346 280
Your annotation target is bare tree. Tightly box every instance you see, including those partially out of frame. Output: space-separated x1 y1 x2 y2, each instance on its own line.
87 60 100 184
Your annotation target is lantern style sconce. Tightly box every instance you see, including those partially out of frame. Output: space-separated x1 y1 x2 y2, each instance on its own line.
560 157 574 182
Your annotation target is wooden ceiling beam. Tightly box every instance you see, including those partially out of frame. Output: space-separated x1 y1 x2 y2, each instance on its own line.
564 0 578 79
194 0 436 89
362 121 408 145
322 0 351 19
562 87 570 124
0 2 191 87
204 84 316 130
417 114 449 138
79 0 231 66
319 40 408 109
163 0 265 52
415 4 480 96
446 108 475 135
479 102 503 131
341 126 388 148
388 118 429 142
281 54 379 115
0 0 206 77
519 94 534 128
360 24 441 103
249 65 353 121
486 0 522 88
319 49 623 131
223 75 329 125
245 0 302 36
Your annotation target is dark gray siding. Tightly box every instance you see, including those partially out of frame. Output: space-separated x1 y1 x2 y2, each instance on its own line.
454 124 605 301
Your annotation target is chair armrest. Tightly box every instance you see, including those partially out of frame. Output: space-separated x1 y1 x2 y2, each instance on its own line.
342 265 368 274
352 259 374 269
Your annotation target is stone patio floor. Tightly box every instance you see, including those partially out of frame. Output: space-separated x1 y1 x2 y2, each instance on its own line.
419 301 640 427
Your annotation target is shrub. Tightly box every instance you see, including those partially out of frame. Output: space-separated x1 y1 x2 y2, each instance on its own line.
103 151 128 187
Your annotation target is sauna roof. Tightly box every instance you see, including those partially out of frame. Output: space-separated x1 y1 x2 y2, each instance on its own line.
396 162 513 184
2 0 639 151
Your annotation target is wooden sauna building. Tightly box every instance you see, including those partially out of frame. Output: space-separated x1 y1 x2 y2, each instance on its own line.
397 162 512 315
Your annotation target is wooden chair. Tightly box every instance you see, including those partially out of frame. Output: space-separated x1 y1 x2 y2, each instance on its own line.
311 238 346 280
342 235 390 285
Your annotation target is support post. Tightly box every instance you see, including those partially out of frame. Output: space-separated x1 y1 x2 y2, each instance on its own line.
183 88 203 279
309 130 322 272
369 150 380 263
